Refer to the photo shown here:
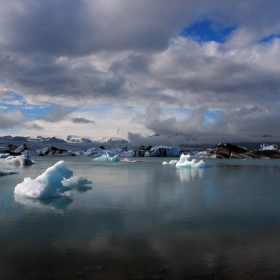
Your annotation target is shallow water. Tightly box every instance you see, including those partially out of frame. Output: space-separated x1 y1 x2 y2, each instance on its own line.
1 156 280 279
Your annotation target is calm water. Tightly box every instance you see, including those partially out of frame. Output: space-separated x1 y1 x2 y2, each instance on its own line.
1 156 280 279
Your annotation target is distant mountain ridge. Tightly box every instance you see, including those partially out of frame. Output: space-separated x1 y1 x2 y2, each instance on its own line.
0 135 66 143
66 135 129 144
0 135 129 145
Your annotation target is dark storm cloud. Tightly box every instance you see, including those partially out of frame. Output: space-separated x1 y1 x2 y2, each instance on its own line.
72 117 95 124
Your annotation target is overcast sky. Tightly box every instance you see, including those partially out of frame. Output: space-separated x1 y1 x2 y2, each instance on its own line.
0 0 280 146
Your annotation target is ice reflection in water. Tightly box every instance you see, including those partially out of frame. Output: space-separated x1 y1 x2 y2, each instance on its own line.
176 166 204 182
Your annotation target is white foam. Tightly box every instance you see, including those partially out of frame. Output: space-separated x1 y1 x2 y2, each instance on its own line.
14 161 73 198
62 176 92 187
176 154 209 168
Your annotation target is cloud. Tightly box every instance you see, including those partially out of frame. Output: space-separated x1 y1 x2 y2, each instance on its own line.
72 117 95 124
23 122 44 131
1 1 280 142
0 110 24 129
37 105 73 123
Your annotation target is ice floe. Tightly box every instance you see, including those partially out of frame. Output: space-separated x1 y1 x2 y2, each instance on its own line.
0 170 18 176
175 154 209 168
92 153 120 162
14 160 91 199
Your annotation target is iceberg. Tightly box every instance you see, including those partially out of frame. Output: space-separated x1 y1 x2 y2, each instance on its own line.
92 154 120 162
162 160 178 165
5 155 35 166
14 161 73 198
0 170 18 176
145 146 181 157
175 154 210 168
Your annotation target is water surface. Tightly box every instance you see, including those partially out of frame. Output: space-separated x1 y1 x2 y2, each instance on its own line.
1 157 280 279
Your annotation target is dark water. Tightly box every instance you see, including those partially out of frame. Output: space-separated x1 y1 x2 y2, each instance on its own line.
1 156 280 279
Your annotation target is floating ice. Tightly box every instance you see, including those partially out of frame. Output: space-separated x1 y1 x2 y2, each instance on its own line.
162 160 178 165
0 170 18 176
176 154 209 168
14 161 73 198
0 153 10 158
62 176 92 187
145 146 181 157
92 153 120 162
5 155 35 166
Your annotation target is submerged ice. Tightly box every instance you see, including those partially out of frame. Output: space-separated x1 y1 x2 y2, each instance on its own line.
14 161 92 199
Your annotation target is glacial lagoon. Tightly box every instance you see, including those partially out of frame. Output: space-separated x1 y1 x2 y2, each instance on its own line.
1 156 280 279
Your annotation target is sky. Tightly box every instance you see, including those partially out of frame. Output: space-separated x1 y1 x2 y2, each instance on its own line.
1 0 280 146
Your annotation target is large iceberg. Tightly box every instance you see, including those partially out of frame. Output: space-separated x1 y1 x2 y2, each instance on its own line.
175 154 210 168
14 161 74 198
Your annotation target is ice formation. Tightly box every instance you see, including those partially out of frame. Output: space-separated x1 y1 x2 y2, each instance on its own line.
5 155 35 166
0 153 10 158
0 170 18 176
92 153 120 162
145 146 181 157
175 154 209 168
162 160 178 165
62 176 92 187
14 161 74 198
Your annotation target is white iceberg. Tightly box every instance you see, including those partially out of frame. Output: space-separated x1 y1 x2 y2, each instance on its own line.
14 161 73 198
175 154 209 168
92 153 120 162
162 160 178 165
5 155 35 166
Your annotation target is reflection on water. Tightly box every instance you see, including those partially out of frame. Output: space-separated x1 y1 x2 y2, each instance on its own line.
14 195 73 212
176 167 204 182
1 157 280 279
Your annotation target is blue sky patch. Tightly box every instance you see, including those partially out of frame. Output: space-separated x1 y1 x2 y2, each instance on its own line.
203 109 224 125
181 19 236 43
260 34 280 43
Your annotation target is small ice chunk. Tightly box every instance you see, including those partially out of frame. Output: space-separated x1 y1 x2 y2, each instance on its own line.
5 156 34 166
162 160 178 165
0 170 18 176
92 154 120 162
62 176 92 187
